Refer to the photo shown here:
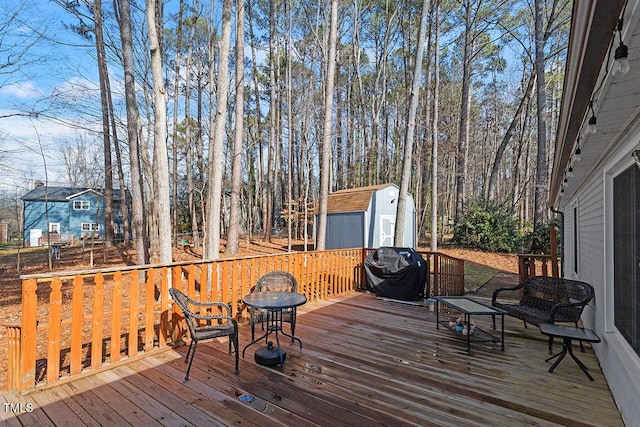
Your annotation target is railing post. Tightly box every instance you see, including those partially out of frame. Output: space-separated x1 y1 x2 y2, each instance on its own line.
550 225 560 277
21 278 37 392
433 253 440 296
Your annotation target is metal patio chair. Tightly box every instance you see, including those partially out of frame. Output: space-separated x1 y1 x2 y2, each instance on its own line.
250 271 299 341
169 288 239 380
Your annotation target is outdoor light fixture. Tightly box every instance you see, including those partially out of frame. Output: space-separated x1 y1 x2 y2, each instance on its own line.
567 166 574 178
586 101 597 134
575 146 582 162
633 149 640 170
612 19 630 77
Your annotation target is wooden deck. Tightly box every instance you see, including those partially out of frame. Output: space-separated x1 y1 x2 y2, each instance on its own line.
1 293 623 426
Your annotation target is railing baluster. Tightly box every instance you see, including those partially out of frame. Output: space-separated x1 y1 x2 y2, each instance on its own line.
145 268 155 352
129 270 139 358
6 324 21 390
70 275 84 374
47 278 62 383
160 267 169 347
110 272 122 364
91 273 104 369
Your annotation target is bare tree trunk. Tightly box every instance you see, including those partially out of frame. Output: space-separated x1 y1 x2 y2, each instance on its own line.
204 0 232 260
147 0 172 264
184 8 199 248
263 0 277 243
487 72 535 200
455 1 473 226
316 0 339 251
247 0 264 235
171 1 184 249
116 0 149 265
93 0 114 247
286 0 293 251
395 0 429 247
226 0 245 255
532 0 548 251
430 0 441 252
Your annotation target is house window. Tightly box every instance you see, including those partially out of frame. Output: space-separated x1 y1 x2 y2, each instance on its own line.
81 223 100 231
49 223 60 233
114 224 124 234
613 164 640 357
73 200 90 210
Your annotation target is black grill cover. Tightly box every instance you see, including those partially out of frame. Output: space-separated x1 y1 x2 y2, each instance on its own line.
364 247 427 301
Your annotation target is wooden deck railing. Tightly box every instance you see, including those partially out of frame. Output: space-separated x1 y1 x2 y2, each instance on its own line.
5 247 463 392
517 254 561 282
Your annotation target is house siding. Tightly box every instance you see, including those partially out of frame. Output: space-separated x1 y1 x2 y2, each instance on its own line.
68 193 106 238
564 134 640 424
22 187 129 245
23 200 70 242
571 173 604 329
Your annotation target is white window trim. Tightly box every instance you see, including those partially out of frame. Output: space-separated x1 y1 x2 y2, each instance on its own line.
81 223 100 231
48 223 61 233
73 200 90 210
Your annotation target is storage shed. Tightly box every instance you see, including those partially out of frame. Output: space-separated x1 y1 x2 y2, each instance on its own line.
314 183 416 249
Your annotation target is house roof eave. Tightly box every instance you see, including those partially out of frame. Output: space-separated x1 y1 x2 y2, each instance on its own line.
550 0 625 206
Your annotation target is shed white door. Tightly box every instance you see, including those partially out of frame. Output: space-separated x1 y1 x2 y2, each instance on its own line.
379 215 395 247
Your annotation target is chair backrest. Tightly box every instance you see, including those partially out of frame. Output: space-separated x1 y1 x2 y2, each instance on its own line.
522 276 594 321
255 271 298 293
169 288 198 334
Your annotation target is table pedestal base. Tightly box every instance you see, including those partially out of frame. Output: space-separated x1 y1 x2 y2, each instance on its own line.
254 341 286 366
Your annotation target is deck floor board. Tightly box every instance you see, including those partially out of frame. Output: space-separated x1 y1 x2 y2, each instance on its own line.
1 293 624 426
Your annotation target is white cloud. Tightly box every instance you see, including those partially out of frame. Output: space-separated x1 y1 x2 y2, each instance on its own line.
0 81 42 99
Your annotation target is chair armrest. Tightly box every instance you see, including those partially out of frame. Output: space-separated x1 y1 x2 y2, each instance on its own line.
492 283 525 305
548 299 591 323
183 298 231 310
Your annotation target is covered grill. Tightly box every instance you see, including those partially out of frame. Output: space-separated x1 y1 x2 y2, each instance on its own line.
364 247 427 301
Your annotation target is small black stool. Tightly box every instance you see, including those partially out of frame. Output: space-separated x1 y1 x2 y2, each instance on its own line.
539 323 601 381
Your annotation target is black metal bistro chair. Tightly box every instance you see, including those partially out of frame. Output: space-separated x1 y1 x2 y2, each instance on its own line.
250 271 299 341
169 288 239 380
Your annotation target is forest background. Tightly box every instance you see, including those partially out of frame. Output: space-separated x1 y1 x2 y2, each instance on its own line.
0 0 571 263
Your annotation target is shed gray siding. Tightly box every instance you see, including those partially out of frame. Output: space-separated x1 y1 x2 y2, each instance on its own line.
325 212 365 250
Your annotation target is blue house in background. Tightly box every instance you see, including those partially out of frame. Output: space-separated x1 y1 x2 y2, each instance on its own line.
22 185 128 246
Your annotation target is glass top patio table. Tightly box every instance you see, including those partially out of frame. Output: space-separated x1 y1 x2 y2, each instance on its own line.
242 291 307 310
436 296 505 314
241 291 306 366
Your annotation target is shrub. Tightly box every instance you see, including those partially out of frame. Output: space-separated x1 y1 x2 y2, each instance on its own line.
453 199 520 253
521 218 561 254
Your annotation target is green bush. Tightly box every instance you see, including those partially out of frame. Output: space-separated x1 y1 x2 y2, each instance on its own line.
453 199 520 253
521 218 561 254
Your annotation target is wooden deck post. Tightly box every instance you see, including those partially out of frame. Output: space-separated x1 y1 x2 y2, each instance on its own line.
550 225 559 277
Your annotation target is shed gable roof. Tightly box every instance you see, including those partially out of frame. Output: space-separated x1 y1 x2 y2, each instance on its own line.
323 183 397 213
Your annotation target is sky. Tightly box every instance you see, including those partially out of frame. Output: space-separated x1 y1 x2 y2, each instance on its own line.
0 0 249 197
0 1 103 196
